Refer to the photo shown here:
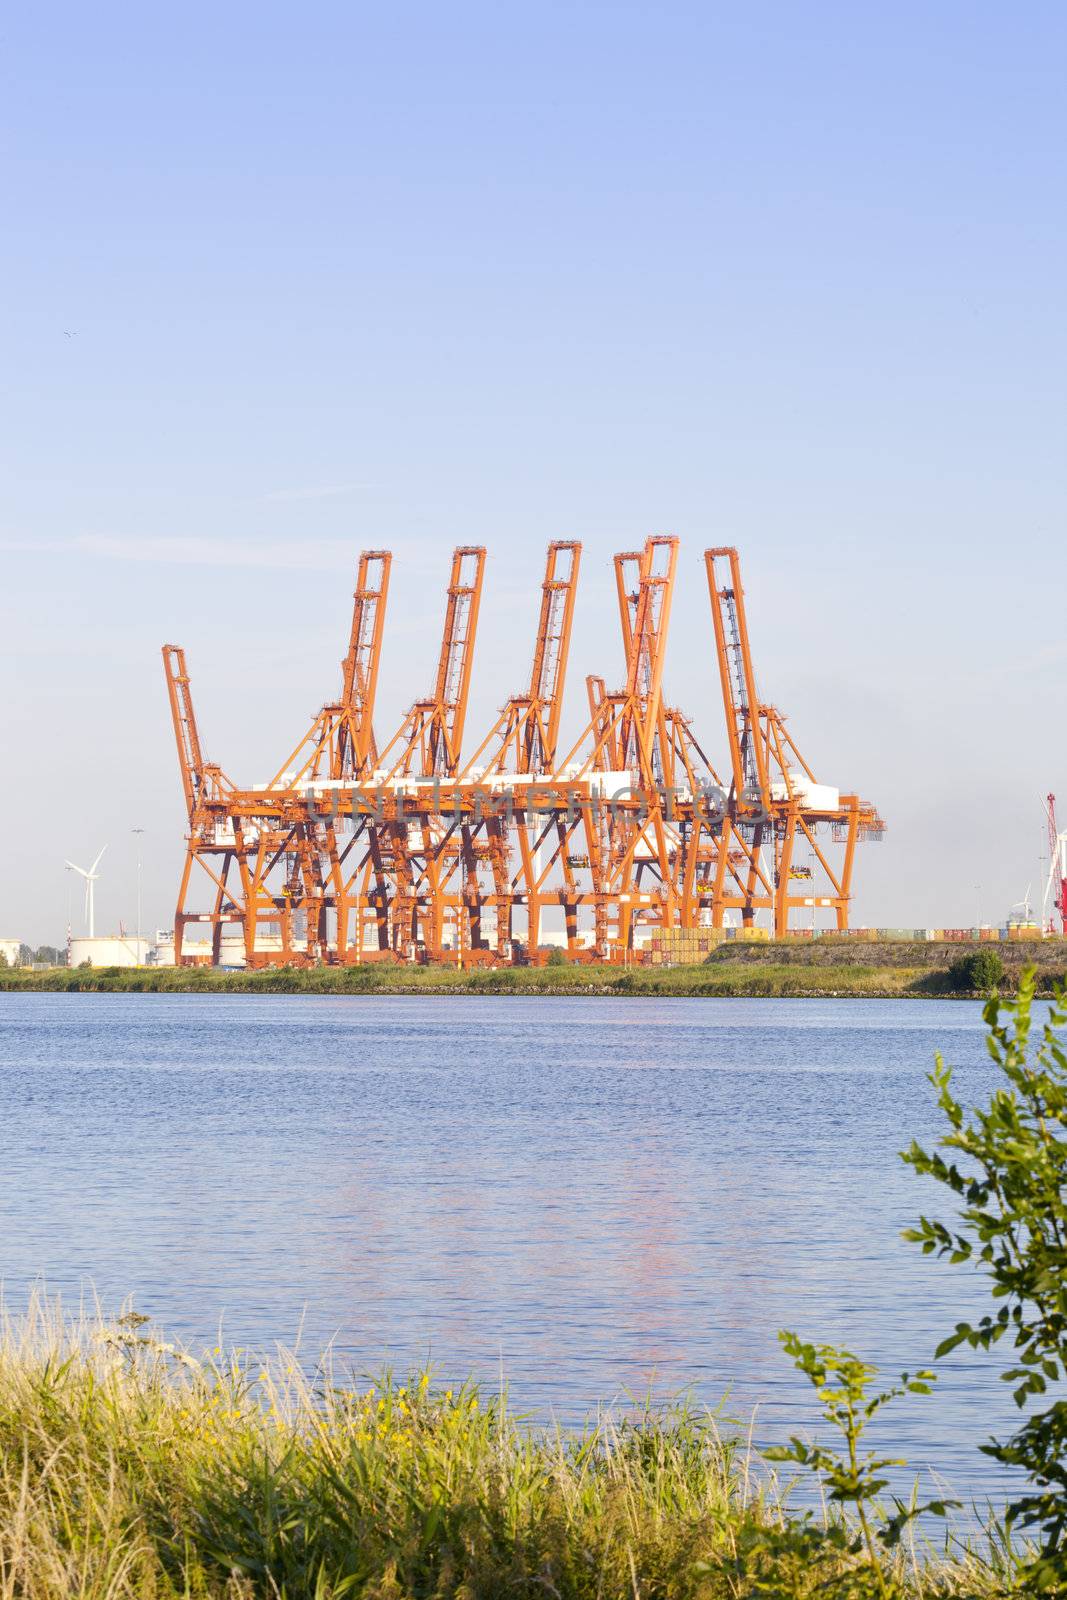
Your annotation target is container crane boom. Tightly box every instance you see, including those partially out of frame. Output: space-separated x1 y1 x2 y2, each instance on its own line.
458 542 582 779
702 546 884 937
614 549 643 662
428 546 485 776
524 541 581 771
623 536 677 779
336 550 391 779
162 645 207 818
705 547 769 807
377 546 487 779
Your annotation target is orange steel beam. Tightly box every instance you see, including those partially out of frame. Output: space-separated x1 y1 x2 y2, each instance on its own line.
585 675 617 771
429 546 485 776
550 537 676 790
374 546 484 780
624 535 677 778
162 644 243 966
614 550 643 663
459 540 583 783
705 547 769 807
336 550 391 778
162 644 207 818
524 540 580 772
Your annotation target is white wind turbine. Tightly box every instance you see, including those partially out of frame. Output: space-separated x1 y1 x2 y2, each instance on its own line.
65 846 107 939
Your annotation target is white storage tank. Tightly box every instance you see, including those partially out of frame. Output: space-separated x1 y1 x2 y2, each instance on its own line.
69 936 151 968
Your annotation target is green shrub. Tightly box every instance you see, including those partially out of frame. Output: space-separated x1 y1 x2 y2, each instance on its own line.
765 1334 952 1597
544 945 568 967
904 971 1067 1590
947 947 1005 992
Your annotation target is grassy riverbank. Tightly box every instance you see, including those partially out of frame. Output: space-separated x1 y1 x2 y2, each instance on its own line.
0 1302 1007 1600
3 941 1063 997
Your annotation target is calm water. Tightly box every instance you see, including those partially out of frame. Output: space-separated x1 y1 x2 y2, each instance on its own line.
0 993 1028 1504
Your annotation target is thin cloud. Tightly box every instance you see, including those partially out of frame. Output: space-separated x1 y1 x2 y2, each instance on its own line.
78 534 355 569
258 482 370 504
0 532 445 574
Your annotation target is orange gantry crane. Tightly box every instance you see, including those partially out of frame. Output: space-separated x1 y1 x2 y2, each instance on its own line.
705 548 882 931
163 538 884 965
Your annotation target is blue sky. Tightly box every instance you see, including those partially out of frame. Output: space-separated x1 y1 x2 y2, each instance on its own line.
2 1 1064 943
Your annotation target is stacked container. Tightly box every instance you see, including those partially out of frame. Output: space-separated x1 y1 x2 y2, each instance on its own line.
648 926 727 966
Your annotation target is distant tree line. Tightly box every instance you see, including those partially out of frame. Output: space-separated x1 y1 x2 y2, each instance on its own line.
0 945 65 969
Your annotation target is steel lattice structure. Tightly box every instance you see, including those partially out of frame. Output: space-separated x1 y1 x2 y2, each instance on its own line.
163 538 885 965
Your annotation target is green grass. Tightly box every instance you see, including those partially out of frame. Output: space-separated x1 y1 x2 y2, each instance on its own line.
0 1300 1011 1599
3 957 1063 998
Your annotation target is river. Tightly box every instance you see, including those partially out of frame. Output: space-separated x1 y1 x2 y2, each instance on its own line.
0 991 1027 1506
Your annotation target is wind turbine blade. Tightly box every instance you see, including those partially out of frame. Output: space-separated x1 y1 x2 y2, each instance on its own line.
65 861 88 878
90 845 108 874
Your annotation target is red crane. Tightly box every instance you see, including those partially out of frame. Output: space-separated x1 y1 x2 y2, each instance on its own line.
1045 794 1067 935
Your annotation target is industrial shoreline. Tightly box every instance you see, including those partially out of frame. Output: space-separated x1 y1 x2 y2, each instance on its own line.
4 941 1063 998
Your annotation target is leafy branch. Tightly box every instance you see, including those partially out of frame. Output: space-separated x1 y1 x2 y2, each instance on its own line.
903 970 1067 1591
